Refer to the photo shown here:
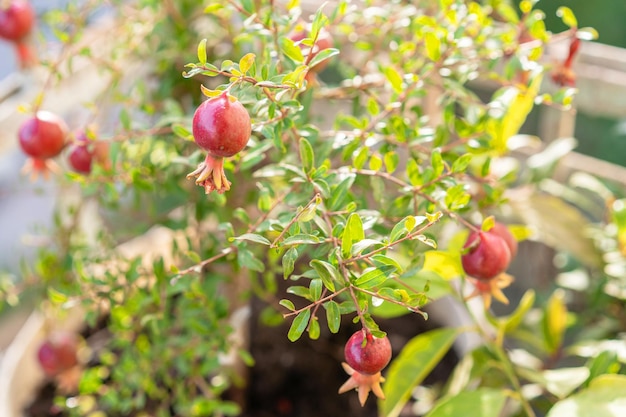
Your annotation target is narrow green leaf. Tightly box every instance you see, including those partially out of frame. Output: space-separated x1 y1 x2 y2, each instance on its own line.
197 38 208 65
328 174 356 211
230 233 271 245
425 388 507 417
424 32 441 61
431 149 444 177
172 123 193 141
384 151 399 173
299 137 315 174
239 52 255 74
383 66 403 94
279 299 295 311
310 6 329 40
282 247 298 279
451 153 472 173
503 289 535 333
288 310 311 342
308 317 320 340
354 265 396 288
310 260 337 292
381 328 459 417
542 289 568 353
280 37 304 63
325 301 341 333
237 248 265 272
342 213 365 258
370 153 383 171
309 279 323 301
309 48 339 68
282 234 321 246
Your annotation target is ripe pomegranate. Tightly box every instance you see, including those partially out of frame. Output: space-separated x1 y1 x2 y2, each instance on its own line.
67 142 93 174
489 222 518 259
461 230 511 280
0 0 35 42
37 332 79 377
344 329 392 375
187 92 251 194
18 111 67 159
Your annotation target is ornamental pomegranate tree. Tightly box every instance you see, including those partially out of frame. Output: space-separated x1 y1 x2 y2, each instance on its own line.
3 1 624 417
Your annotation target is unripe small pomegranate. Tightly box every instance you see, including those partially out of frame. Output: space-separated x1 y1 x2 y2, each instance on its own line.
461 230 511 280
37 332 79 377
344 329 392 375
187 92 251 194
0 0 35 42
67 130 99 174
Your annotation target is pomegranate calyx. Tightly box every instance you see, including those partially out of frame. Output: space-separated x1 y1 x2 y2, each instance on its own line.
338 362 386 406
187 153 231 194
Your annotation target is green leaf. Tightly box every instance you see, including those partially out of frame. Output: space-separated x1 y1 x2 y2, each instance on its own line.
422 250 463 279
299 137 315 174
383 66 403 94
279 299 295 311
342 213 365 258
310 5 329 40
546 374 626 417
230 233 271 245
310 260 338 292
557 6 578 28
369 153 383 171
451 153 472 173
309 279 323 301
172 123 193 141
425 388 507 417
380 328 459 417
325 301 341 333
585 351 620 387
496 289 535 333
280 37 304 63
371 270 452 318
282 234 321 246
384 151 399 173
542 289 568 353
328 174 356 211
288 310 311 342
282 247 298 279
237 248 265 272
308 317 320 340
309 48 339 68
424 32 441 61
239 53 255 74
354 265 396 289
431 149 444 177
197 38 207 65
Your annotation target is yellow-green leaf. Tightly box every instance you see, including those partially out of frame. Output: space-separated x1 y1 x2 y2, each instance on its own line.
239 53 255 74
380 328 459 417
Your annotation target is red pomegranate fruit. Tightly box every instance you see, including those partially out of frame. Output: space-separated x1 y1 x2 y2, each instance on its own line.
344 329 392 375
37 332 79 377
0 0 35 42
18 111 67 160
489 222 518 259
187 92 251 194
67 142 93 174
461 230 511 280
